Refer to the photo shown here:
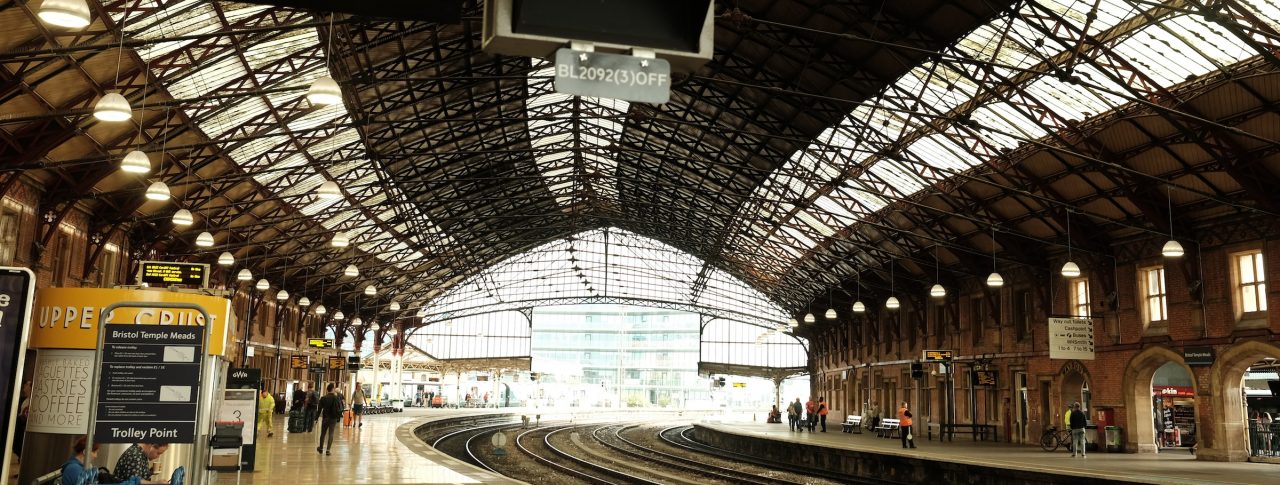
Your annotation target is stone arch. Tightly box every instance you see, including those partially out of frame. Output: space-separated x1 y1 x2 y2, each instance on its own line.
1053 360 1091 423
1120 345 1197 453
1201 340 1280 462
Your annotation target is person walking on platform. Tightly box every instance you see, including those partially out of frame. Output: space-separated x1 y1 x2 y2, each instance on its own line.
817 397 829 432
898 401 916 448
787 398 801 431
1069 402 1088 458
804 398 817 431
317 383 343 455
305 387 320 432
257 389 275 437
352 383 367 428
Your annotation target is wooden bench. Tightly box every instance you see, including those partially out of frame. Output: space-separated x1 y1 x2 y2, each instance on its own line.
876 418 901 438
841 415 863 433
928 422 997 441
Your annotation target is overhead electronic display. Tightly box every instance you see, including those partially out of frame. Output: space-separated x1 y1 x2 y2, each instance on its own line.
138 261 208 287
289 355 309 370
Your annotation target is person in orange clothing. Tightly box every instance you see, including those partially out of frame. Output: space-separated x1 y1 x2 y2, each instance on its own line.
898 401 916 449
817 397 829 432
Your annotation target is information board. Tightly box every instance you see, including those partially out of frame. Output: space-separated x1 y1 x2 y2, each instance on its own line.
554 48 672 104
93 324 205 443
923 349 954 363
1049 317 1095 360
347 356 361 371
308 338 334 349
290 355 309 369
0 267 34 482
138 261 208 287
328 356 345 370
971 370 999 387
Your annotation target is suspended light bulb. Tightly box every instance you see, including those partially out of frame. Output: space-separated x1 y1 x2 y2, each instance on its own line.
236 269 252 281
120 150 151 174
352 317 363 327
298 296 311 307
255 279 269 291
343 264 359 277
803 312 815 324
389 301 401 312
986 272 1004 288
38 0 92 28
930 283 947 299
334 311 345 321
315 180 342 199
276 289 290 301
370 322 380 331
217 251 235 266
307 76 343 106
1061 260 1081 278
852 301 866 314
314 304 327 315
331 233 349 248
171 209 194 226
364 285 376 296
144 181 171 201
195 231 215 247
885 296 901 311
824 308 837 320
788 318 799 329
92 91 132 121
1162 240 1184 258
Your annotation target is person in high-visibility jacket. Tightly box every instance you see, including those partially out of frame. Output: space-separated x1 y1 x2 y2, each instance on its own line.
258 389 276 437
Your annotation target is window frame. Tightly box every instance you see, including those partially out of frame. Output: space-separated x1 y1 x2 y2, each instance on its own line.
1230 249 1268 324
1069 278 1091 318
1138 265 1169 333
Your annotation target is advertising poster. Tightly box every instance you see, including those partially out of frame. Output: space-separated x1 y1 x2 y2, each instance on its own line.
25 349 95 434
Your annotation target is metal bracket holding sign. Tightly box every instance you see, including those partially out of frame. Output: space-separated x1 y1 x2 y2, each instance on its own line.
83 302 215 485
553 47 671 104
0 267 35 485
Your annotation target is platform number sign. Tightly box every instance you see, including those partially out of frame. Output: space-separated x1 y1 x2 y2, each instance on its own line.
0 267 35 485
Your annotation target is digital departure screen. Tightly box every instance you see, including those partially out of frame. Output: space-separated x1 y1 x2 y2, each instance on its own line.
289 355 309 370
139 261 208 287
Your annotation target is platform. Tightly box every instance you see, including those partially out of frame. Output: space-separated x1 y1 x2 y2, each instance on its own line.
213 408 523 485
698 421 1277 485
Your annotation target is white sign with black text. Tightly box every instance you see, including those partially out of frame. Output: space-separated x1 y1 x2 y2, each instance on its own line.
1049 317 1095 360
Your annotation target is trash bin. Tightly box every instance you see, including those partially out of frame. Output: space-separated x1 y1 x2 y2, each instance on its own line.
1105 426 1123 452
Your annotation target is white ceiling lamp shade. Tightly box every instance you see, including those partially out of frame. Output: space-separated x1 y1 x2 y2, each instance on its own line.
885 296 901 311
986 272 1005 288
171 208 194 226
364 285 376 296
824 308 837 320
930 283 947 299
343 264 359 277
788 318 799 329
298 296 311 307
1162 240 1185 258
314 304 327 315
315 180 342 199
1061 260 1081 278
38 0 92 28
331 233 350 248
389 301 401 312
370 321 380 331
255 279 270 291
195 231 215 247
803 312 815 324
217 251 235 266
144 181 171 201
120 150 151 174
236 268 252 281
276 289 289 301
333 311 345 321
307 76 343 106
93 91 132 122
352 317 363 327
852 300 866 314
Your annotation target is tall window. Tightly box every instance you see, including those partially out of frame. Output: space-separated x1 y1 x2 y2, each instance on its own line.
1013 289 1030 341
1140 266 1168 324
0 211 16 265
1233 250 1267 316
97 244 120 288
1070 278 1090 318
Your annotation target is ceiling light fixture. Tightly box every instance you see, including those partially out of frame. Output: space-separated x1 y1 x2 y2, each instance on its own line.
298 296 311 307
1061 209 1081 278
171 208 193 226
217 252 234 267
987 226 1003 288
331 233 350 248
237 269 252 281
886 258 900 311
145 181 171 201
195 231 215 247
316 180 342 199
120 150 150 174
314 304 327 315
276 289 289 301
1162 185 1184 258
344 264 359 277
852 271 865 314
38 0 92 28
334 311 345 321
255 279 269 291
364 285 376 296
930 245 947 299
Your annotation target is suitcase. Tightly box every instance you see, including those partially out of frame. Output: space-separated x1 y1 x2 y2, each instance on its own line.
342 410 354 427
287 410 306 433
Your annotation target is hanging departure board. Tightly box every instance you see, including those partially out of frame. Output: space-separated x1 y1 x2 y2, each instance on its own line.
138 261 208 287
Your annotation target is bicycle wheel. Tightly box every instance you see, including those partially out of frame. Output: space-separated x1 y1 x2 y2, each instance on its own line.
1040 431 1059 451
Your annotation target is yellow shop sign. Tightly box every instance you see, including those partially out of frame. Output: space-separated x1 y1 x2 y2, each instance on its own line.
31 287 231 355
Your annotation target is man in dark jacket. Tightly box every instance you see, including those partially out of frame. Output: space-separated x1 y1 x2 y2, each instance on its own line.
317 383 343 455
1069 402 1088 458
305 388 320 432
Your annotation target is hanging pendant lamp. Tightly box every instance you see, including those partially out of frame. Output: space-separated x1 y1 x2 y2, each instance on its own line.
217 251 235 266
298 296 311 307
38 0 92 28
331 233 350 248
930 284 947 299
803 312 815 324
334 311 345 321
145 181 171 201
986 272 1005 288
195 231 215 247
93 91 132 121
255 279 270 291
852 301 866 314
237 269 252 281
364 285 377 296
344 264 359 277
316 180 342 199
121 150 151 174
824 308 837 320
171 209 194 226
307 76 343 106
314 304 327 315
885 296 901 310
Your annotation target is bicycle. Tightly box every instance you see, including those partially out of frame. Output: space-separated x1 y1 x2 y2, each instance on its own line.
1040 426 1075 452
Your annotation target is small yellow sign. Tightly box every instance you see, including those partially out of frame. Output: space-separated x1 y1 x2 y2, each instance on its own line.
732 382 746 388
923 349 954 362
31 288 231 355
308 338 334 349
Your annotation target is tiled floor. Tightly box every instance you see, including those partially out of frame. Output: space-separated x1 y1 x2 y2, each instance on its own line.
214 408 520 485
702 421 1279 485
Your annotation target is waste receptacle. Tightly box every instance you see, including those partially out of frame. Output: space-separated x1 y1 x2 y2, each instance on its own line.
1105 426 1123 452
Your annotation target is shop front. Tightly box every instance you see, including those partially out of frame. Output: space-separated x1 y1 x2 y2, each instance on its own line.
1152 385 1196 449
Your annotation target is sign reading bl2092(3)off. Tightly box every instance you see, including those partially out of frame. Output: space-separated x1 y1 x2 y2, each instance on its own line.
553 48 671 104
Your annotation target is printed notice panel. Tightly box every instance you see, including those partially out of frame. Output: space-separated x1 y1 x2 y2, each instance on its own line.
94 324 204 443
138 261 208 287
1049 317 1095 360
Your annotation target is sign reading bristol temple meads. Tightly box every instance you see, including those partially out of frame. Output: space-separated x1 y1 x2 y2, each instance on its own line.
94 324 205 443
1048 317 1095 360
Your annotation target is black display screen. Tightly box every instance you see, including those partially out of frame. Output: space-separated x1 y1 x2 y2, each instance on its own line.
0 268 33 460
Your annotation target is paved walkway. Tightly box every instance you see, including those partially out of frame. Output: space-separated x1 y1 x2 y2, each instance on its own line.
701 421 1278 485
214 408 519 485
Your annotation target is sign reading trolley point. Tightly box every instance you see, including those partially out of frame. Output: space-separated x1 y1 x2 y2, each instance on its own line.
1049 317 1095 360
94 324 205 443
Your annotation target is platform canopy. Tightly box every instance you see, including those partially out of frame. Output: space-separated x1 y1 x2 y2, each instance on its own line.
4 0 1279 339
